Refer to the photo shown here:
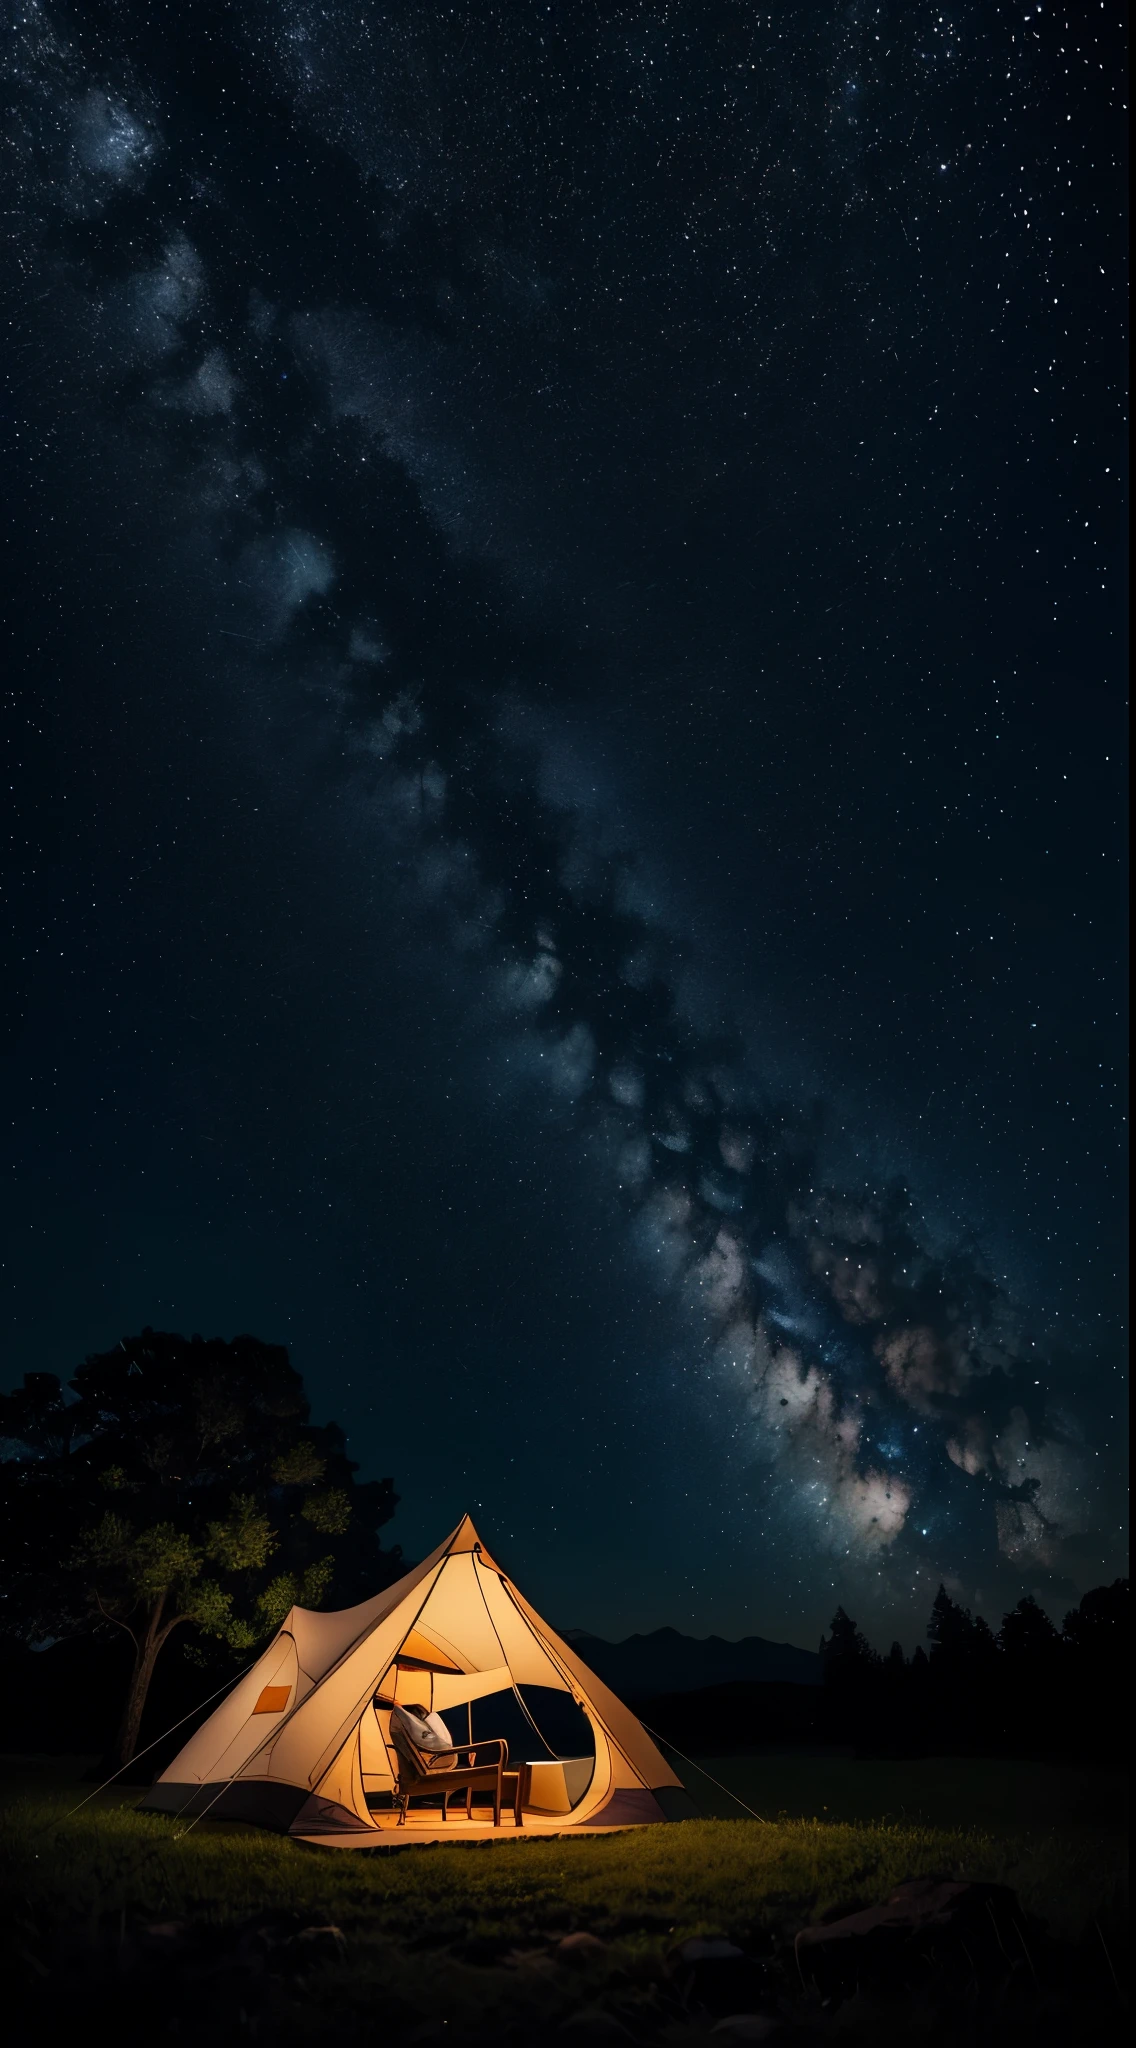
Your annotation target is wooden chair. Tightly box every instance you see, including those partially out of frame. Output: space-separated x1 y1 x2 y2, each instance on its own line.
390 1726 529 1827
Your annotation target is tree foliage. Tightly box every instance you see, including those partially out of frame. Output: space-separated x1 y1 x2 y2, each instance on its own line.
0 1329 402 1761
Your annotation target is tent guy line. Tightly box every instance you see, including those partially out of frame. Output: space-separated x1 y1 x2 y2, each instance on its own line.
41 1659 259 1838
637 1725 769 1824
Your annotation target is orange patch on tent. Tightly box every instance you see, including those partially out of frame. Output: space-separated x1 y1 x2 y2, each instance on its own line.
252 1685 291 1714
396 1628 463 1673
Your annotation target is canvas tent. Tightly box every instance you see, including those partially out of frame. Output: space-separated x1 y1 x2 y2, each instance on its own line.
144 1515 694 1844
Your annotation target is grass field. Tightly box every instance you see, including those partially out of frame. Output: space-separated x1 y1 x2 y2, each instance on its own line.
1 1752 1127 2043
676 1747 1127 1838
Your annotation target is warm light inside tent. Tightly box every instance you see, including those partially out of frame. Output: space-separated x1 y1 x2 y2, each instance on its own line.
395 1626 465 1673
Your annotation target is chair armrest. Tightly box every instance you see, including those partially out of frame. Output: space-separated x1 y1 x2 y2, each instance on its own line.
453 1736 509 1766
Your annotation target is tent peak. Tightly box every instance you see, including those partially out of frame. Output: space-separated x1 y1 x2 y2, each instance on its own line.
446 1512 484 1555
442 1513 504 1573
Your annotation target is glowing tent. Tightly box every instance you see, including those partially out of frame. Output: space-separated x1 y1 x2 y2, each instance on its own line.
144 1514 694 1845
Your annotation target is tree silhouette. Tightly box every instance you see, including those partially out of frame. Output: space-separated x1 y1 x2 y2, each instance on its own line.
1062 1578 1129 1659
820 1606 879 1674
926 1585 996 1663
1000 1594 1061 1663
0 1330 402 1764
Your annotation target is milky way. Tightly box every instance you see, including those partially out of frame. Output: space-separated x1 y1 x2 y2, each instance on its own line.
2 3 1126 1642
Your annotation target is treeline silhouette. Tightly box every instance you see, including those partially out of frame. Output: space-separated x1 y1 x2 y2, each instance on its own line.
818 1578 1129 1755
635 1578 1129 1760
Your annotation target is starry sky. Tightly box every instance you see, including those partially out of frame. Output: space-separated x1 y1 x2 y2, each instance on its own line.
2 1 1127 1649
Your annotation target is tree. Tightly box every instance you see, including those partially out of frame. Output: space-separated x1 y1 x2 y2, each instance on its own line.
1061 1580 1129 1748
926 1584 995 1662
972 1614 997 1656
1062 1578 1129 1659
820 1606 880 1676
999 1594 1061 1663
0 1329 402 1764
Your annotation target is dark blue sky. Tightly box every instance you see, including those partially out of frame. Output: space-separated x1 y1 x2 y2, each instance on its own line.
2 1 1127 1647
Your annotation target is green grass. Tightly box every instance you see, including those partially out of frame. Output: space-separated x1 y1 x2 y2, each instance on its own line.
679 1749 1128 1835
1 1754 1127 2042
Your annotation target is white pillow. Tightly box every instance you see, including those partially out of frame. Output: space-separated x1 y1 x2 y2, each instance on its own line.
393 1704 453 1753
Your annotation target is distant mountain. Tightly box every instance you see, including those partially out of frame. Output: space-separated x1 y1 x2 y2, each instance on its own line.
560 1625 822 1695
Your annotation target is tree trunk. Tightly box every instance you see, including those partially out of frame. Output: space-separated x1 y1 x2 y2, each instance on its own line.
113 1597 175 1767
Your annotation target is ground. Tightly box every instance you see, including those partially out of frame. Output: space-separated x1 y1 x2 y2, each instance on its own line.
1 1753 1127 2043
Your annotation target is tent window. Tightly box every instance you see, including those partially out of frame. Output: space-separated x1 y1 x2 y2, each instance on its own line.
252 1685 291 1714
439 1686 593 1761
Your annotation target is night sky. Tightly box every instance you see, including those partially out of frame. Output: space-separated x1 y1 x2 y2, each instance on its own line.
3 2 1127 1649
